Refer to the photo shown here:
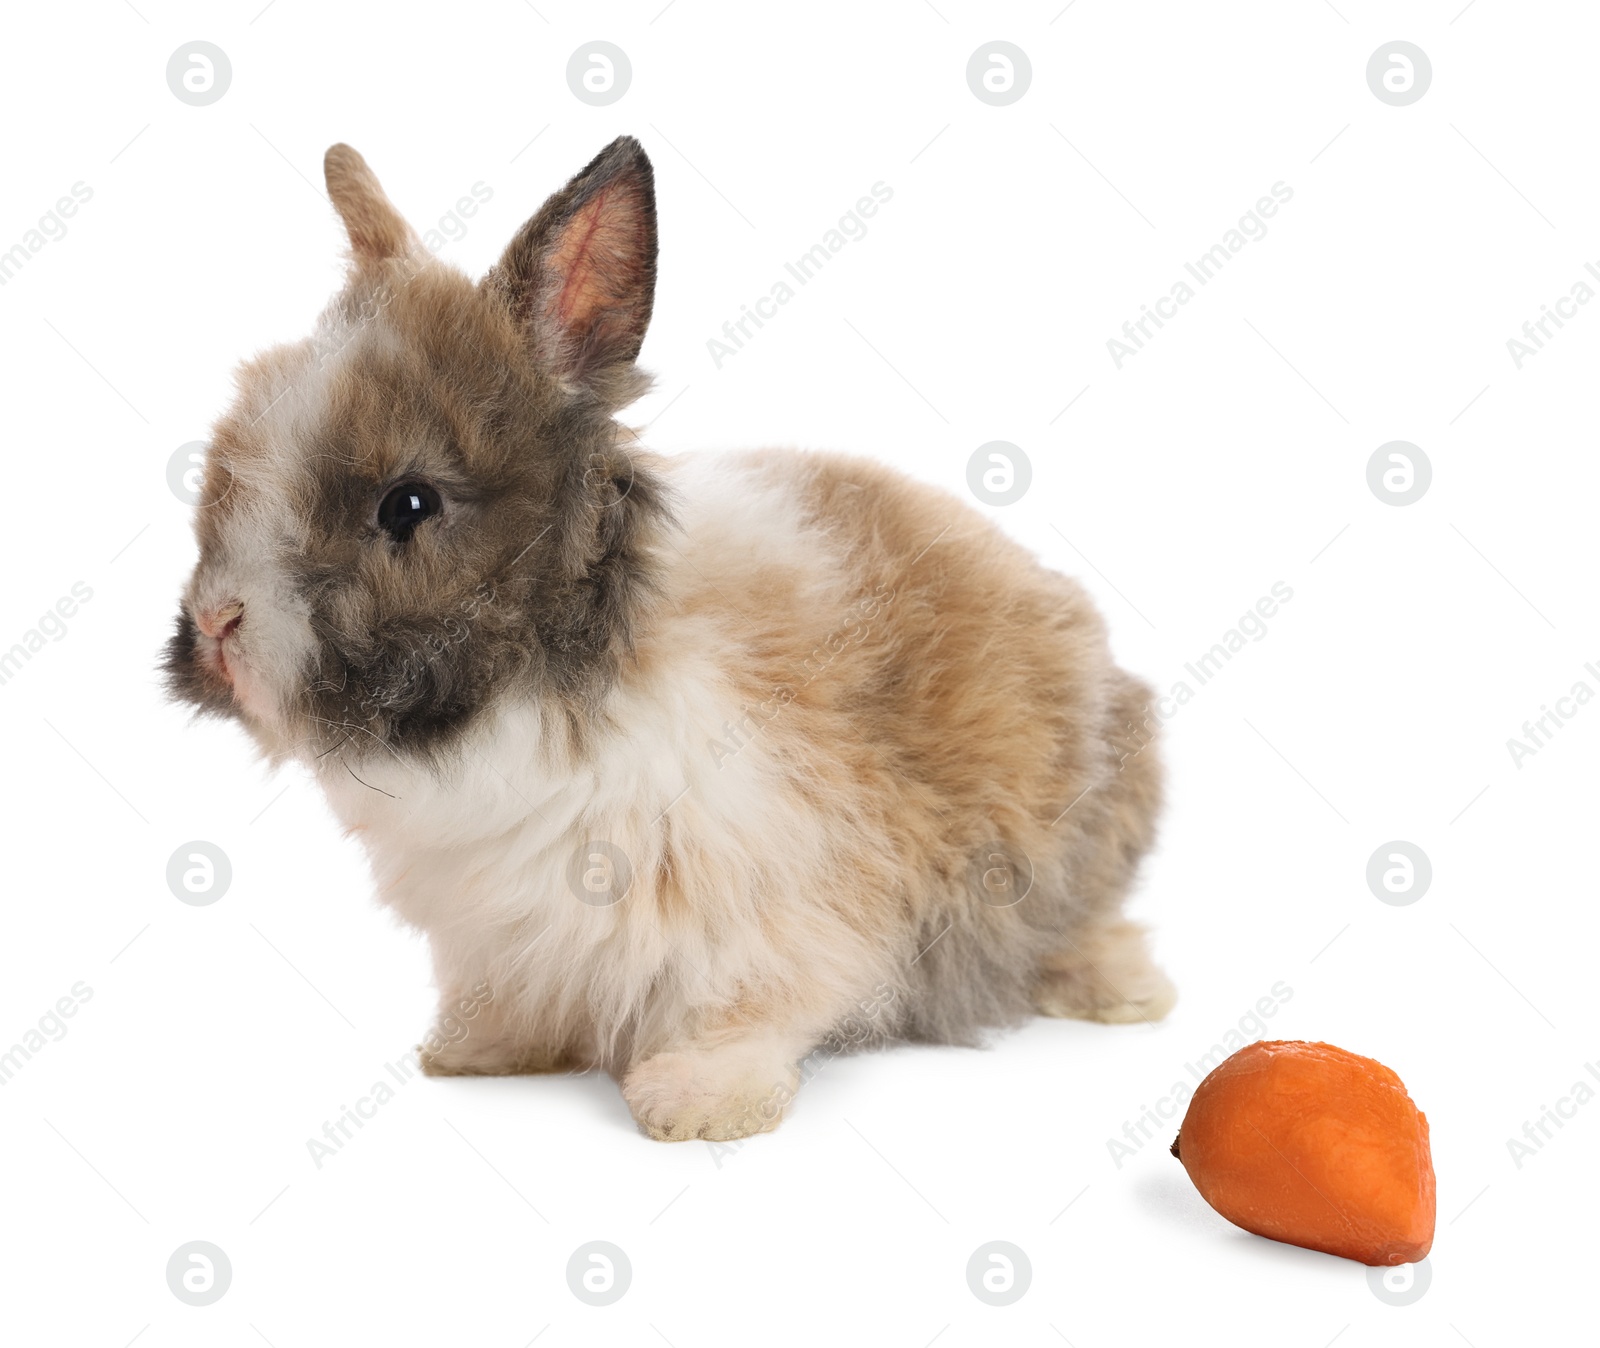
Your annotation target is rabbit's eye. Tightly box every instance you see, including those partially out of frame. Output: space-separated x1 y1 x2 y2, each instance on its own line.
377 481 442 542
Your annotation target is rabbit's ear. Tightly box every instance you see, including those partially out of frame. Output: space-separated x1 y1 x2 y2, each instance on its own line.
485 136 657 386
324 144 418 264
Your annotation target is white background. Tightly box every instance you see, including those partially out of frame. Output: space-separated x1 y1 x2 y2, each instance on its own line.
0 1 1594 1343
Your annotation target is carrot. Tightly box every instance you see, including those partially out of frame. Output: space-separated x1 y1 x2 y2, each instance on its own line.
1171 1040 1435 1265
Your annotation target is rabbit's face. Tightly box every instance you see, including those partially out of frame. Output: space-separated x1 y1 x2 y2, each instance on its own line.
164 139 665 765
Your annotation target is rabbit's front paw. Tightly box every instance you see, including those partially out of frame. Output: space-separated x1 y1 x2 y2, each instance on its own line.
621 1048 798 1142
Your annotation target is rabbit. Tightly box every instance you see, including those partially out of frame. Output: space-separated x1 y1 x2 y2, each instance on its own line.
164 136 1175 1142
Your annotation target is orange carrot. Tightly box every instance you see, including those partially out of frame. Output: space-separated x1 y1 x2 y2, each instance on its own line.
1171 1040 1435 1265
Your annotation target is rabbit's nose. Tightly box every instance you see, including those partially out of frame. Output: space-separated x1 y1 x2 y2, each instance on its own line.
197 600 244 640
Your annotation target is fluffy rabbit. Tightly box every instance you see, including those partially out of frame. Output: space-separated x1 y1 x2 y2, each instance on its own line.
165 137 1174 1141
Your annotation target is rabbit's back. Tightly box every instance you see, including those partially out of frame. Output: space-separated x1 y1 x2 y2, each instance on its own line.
651 448 1160 1043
